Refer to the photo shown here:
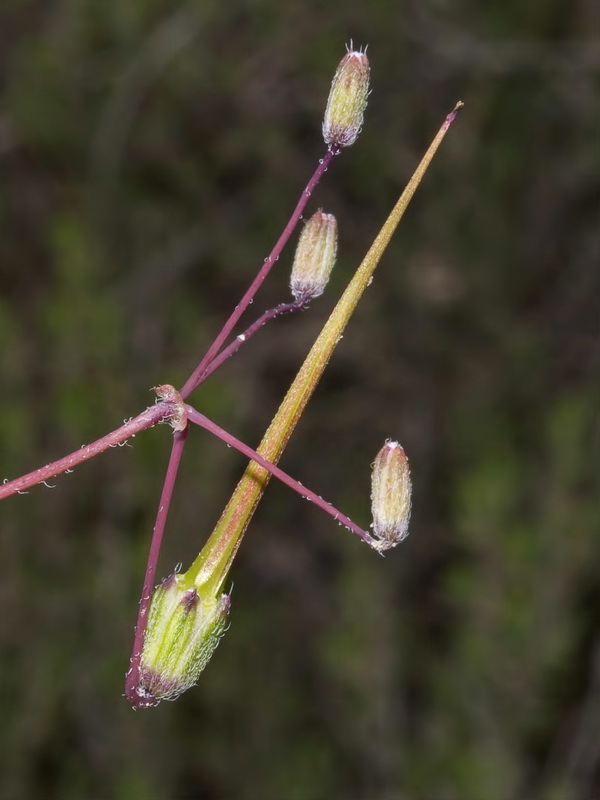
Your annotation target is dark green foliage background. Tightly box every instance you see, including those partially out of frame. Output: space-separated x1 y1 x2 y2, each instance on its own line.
1 1 598 798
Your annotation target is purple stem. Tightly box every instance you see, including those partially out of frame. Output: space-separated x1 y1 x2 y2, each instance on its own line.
125 426 189 707
196 299 307 384
185 404 375 547
179 146 338 400
0 402 173 501
124 148 338 704
122 300 306 705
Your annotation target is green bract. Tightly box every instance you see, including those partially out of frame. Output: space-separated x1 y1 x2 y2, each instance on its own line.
136 574 230 706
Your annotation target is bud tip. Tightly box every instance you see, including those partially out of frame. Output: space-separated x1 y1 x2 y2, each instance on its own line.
290 210 338 302
322 46 370 149
370 439 412 552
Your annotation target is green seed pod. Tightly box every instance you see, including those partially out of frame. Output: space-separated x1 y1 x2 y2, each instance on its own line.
137 573 230 705
371 440 412 551
322 48 370 148
290 210 338 302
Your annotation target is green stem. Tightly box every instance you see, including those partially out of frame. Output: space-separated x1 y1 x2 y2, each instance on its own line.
183 103 463 596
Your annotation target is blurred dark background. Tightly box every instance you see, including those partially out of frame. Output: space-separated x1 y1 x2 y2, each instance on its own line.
1 1 599 799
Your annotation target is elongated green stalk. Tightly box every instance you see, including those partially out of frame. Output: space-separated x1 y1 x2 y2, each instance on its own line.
182 102 463 597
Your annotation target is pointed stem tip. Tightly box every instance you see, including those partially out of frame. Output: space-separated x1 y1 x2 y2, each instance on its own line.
446 101 464 126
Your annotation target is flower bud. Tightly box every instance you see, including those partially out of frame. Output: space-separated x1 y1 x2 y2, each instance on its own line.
322 47 370 149
137 573 230 705
290 210 337 302
371 440 412 551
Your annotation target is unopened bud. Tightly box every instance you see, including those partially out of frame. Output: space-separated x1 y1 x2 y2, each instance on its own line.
137 573 230 705
290 210 337 302
371 440 412 551
322 47 370 149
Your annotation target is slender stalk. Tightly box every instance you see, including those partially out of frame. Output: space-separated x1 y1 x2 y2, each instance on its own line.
179 147 338 399
183 104 463 598
125 426 189 706
1 147 336 502
0 402 173 501
195 299 307 384
185 405 375 546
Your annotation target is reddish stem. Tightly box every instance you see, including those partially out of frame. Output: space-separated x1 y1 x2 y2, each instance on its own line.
125 426 189 708
0 402 173 501
185 404 375 547
197 299 307 384
179 146 338 399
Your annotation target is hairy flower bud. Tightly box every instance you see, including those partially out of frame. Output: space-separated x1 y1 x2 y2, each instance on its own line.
136 573 230 705
371 440 412 551
290 210 338 302
322 47 370 148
